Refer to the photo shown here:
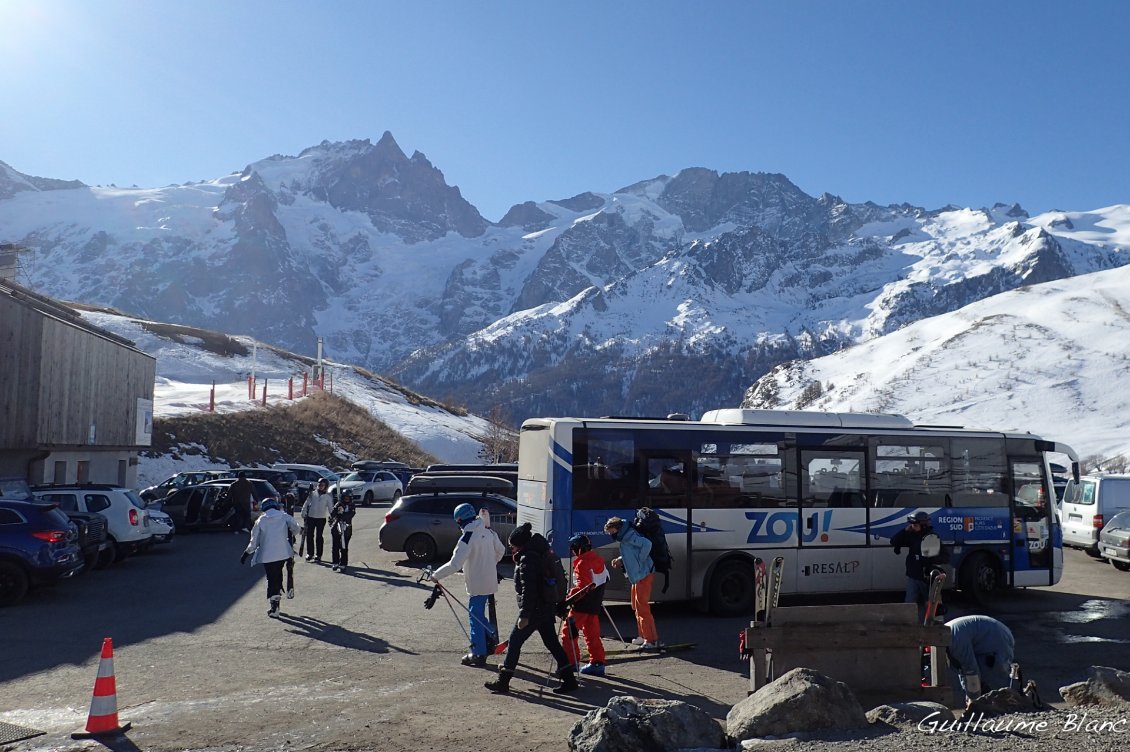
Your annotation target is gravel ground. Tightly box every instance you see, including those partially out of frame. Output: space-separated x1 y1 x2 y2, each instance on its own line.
737 706 1128 752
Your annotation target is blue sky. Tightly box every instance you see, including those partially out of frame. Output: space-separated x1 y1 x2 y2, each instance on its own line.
1 0 1126 221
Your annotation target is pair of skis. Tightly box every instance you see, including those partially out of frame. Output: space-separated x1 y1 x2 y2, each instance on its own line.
923 567 946 625
754 556 784 683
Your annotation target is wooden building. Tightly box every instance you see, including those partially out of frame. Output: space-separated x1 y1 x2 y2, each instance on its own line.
0 280 155 487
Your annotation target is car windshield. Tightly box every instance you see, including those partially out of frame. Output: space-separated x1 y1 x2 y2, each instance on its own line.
342 472 370 482
124 490 147 509
0 478 33 500
1109 511 1130 530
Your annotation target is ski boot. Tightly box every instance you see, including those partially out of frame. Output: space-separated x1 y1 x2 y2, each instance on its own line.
484 669 513 694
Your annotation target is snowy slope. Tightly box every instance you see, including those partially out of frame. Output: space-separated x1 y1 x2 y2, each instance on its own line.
742 264 1130 463
77 310 492 486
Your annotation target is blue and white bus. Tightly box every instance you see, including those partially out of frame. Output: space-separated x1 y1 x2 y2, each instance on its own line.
516 409 1079 615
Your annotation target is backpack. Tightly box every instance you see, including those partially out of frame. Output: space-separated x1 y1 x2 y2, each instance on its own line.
632 507 673 593
541 549 569 607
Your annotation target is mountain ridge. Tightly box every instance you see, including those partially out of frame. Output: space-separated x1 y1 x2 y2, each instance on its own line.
2 135 1128 422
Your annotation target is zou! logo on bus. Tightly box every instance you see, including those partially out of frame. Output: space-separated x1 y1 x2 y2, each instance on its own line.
745 510 834 544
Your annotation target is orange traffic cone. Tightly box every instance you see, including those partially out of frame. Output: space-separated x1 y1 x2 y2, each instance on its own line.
71 637 132 739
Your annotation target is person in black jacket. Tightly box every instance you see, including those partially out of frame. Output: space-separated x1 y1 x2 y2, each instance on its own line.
891 511 934 622
329 492 356 573
484 523 578 695
229 472 253 534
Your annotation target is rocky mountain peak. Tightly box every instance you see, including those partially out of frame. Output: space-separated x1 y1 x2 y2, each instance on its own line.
0 159 86 200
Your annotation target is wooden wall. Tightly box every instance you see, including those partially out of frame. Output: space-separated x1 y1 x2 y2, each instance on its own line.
0 294 155 450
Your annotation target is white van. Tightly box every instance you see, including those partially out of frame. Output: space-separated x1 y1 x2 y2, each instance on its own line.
1060 475 1130 555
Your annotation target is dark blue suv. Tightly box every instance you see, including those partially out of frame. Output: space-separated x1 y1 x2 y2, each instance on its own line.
0 479 83 606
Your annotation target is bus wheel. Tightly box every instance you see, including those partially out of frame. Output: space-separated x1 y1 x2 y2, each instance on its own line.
708 559 756 616
960 552 1001 605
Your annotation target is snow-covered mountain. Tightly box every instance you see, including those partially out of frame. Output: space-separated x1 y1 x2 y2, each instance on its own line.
741 262 1130 464
74 308 493 484
3 138 1129 420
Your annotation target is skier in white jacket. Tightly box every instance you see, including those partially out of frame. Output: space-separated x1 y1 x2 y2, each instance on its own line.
241 498 301 617
430 503 506 666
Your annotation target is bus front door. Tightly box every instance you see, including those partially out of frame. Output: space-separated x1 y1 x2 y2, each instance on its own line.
796 448 870 594
1010 458 1055 587
641 452 691 601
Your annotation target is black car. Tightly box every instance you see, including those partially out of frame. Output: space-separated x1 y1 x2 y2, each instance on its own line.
156 479 280 530
64 509 113 571
230 468 298 499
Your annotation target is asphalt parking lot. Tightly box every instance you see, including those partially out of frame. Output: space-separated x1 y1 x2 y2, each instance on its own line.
2 509 1128 752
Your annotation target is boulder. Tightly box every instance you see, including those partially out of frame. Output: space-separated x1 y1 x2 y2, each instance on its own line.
1060 666 1130 707
866 701 953 726
567 695 727 752
965 682 1050 717
727 668 868 741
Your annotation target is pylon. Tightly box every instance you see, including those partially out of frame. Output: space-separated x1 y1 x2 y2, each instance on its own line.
71 637 132 739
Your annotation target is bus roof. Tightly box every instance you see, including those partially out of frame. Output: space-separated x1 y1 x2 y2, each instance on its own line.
700 408 914 430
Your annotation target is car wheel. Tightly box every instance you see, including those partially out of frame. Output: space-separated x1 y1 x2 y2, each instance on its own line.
83 552 98 572
1084 547 1102 559
1111 559 1130 572
404 533 438 563
363 491 373 507
960 552 1001 605
0 561 30 607
111 538 128 563
708 558 756 616
391 490 402 502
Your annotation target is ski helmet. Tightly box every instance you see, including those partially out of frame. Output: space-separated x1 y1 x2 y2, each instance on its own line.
569 533 592 555
453 503 476 524
261 498 280 512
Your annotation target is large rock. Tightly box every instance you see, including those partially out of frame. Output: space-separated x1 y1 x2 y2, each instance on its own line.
1060 666 1130 707
965 682 1050 717
727 668 868 741
567 695 726 752
866 701 952 726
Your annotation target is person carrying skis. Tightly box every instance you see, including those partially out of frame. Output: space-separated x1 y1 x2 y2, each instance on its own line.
560 533 610 676
484 523 578 694
946 614 1016 705
428 503 506 666
329 491 356 572
604 516 661 649
240 497 300 617
891 511 934 623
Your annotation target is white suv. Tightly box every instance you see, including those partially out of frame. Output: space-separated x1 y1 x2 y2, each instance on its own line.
273 464 340 502
33 485 154 562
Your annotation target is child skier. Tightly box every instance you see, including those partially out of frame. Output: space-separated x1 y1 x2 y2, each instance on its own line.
560 533 610 676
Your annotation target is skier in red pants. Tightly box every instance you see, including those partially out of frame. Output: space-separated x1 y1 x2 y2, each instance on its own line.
560 534 610 676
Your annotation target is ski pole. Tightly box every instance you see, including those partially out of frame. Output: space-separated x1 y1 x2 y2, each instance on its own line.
440 589 471 643
602 604 627 644
431 579 498 637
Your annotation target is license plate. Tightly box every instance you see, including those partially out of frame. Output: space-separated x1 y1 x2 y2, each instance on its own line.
1104 547 1118 557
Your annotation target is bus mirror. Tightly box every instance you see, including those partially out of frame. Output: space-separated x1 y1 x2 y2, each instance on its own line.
1071 462 1080 483
920 532 942 558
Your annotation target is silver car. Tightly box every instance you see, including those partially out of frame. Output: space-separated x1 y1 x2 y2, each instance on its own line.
333 470 402 507
378 492 516 563
1099 510 1130 572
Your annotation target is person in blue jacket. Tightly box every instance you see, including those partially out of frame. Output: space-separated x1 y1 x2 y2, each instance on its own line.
947 614 1016 704
604 516 661 649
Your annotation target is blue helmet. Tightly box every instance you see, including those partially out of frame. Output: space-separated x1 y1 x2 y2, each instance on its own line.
453 503 476 524
261 498 280 512
569 533 592 554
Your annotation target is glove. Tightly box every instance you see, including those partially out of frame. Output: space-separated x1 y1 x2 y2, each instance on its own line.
893 547 902 555
239 551 250 565
518 617 529 630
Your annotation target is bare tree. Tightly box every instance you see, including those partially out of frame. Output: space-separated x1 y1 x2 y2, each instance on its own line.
478 405 518 464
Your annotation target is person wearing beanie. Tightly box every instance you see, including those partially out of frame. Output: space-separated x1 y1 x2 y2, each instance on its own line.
430 504 506 666
604 516 661 649
484 523 578 694
240 498 300 617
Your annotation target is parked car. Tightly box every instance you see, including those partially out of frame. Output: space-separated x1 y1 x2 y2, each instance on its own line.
0 496 83 606
32 485 154 562
1098 510 1130 572
1060 475 1130 556
156 478 279 530
272 464 340 501
378 491 516 563
406 473 516 499
147 509 176 545
140 470 234 502
333 470 403 507
230 468 298 500
350 460 415 489
32 491 114 570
